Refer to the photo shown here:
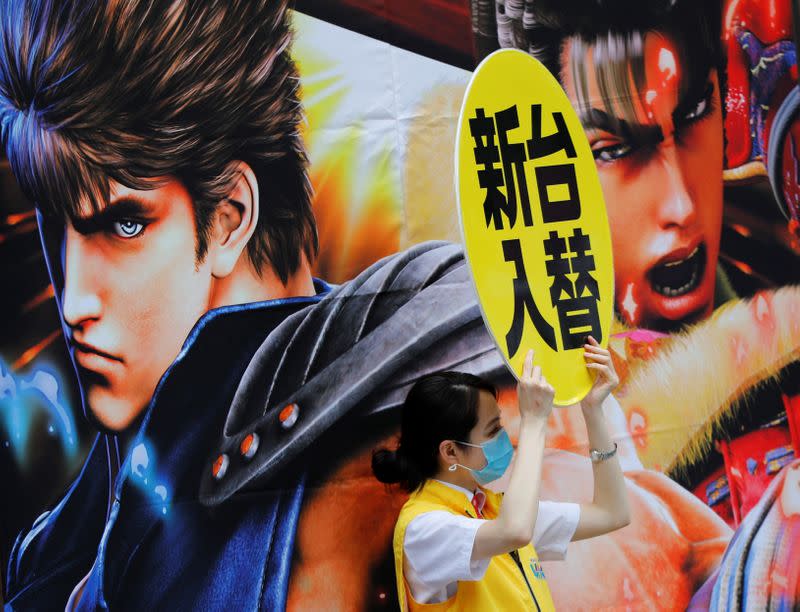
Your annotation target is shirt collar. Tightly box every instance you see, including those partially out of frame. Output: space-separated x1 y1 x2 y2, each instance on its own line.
433 479 486 514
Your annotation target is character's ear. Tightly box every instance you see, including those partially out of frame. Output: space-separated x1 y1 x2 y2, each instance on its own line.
439 439 459 470
210 162 259 278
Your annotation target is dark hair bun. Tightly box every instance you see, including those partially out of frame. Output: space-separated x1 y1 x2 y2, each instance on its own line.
371 448 410 485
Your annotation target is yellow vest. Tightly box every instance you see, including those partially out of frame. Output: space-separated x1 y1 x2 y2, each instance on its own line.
393 479 556 611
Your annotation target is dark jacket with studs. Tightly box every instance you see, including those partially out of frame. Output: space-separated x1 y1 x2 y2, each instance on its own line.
4 241 508 611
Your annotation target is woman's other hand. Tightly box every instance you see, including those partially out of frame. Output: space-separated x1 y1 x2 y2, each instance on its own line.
581 336 619 412
517 349 555 423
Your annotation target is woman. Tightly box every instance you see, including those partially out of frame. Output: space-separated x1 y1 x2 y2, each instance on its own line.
372 338 631 610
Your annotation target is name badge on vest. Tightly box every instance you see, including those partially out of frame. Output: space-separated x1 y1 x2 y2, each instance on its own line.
530 558 546 580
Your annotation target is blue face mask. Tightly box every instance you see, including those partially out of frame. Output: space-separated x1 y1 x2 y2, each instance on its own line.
456 429 514 485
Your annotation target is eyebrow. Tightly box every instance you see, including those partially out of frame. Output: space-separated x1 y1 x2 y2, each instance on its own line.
579 107 663 147
579 77 714 146
70 198 152 235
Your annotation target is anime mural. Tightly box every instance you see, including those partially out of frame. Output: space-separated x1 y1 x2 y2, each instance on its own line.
0 0 799 610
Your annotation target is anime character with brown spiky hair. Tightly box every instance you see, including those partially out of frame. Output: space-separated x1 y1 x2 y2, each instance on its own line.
0 1 504 608
1 0 319 434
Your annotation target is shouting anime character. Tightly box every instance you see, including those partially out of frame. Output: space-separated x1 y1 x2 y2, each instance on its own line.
469 0 800 608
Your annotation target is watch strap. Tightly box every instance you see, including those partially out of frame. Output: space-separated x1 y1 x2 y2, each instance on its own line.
590 442 618 463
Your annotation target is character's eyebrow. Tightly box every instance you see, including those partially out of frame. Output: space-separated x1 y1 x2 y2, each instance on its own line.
484 415 501 435
579 76 714 146
579 107 664 148
70 198 152 235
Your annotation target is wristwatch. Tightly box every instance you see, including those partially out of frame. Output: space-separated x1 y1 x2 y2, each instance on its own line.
590 442 618 463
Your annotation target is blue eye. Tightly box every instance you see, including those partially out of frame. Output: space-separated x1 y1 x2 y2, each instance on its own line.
112 220 145 238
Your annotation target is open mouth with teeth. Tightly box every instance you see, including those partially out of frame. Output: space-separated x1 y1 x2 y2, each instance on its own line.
648 243 706 297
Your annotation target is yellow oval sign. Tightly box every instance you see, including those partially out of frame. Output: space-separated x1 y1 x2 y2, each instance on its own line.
456 49 614 406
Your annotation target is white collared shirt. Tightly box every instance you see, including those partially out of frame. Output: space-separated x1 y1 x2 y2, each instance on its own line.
403 480 580 604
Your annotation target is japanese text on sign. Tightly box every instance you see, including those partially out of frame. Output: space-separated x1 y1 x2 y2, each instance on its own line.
469 104 602 357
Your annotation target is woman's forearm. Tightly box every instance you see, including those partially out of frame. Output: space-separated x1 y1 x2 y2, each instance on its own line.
473 350 554 560
583 401 630 527
473 416 550 559
498 415 548 541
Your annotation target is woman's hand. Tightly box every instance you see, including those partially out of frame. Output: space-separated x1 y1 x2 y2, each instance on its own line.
572 337 631 543
473 349 552 560
581 336 619 412
517 349 555 423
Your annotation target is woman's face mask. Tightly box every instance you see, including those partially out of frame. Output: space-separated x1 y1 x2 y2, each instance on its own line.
456 429 514 485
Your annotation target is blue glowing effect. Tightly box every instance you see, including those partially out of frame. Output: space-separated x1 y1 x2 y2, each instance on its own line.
129 439 171 517
0 357 78 465
131 441 151 483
